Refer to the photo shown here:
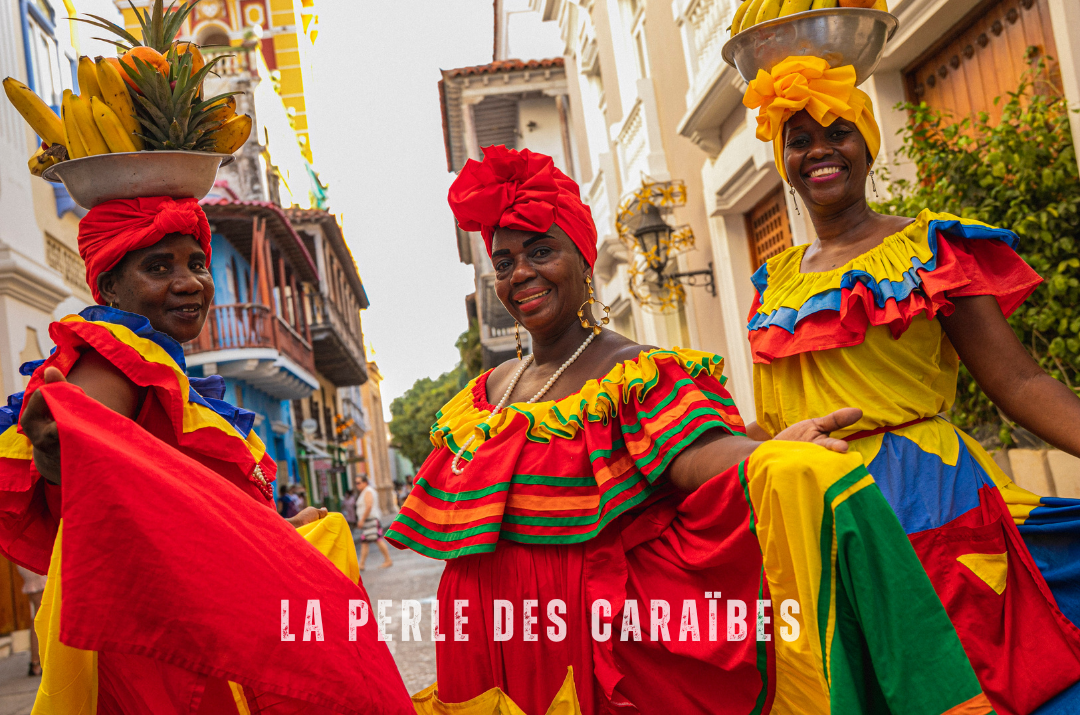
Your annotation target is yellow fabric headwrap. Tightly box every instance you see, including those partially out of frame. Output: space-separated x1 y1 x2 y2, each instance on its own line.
742 56 881 183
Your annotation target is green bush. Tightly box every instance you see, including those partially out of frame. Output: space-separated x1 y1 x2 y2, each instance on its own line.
874 59 1080 446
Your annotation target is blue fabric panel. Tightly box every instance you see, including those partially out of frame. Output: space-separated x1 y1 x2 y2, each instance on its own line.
1031 678 1080 714
865 431 994 535
1019 497 1080 629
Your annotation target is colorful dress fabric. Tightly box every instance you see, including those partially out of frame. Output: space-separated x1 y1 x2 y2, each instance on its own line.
390 348 992 715
749 209 1080 715
0 306 413 715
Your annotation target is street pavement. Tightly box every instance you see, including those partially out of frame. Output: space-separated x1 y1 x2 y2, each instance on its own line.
0 652 38 715
360 536 446 695
0 524 443 714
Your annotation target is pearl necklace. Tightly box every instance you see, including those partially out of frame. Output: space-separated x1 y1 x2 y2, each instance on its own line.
450 331 597 475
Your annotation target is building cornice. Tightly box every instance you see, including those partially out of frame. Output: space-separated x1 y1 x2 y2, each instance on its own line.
0 245 71 312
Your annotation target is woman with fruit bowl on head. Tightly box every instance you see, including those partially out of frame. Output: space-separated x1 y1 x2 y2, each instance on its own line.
391 144 996 715
2 197 413 715
741 56 1080 713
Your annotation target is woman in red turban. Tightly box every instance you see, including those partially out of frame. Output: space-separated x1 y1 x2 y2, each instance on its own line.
392 146 994 715
6 197 413 714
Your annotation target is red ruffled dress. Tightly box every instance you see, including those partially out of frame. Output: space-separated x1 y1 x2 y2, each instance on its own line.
390 349 993 715
0 307 413 715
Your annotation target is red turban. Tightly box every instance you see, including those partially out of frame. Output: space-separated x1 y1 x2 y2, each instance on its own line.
77 197 212 304
447 145 597 266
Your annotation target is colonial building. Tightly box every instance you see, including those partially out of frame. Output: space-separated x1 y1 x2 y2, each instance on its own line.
531 0 1080 415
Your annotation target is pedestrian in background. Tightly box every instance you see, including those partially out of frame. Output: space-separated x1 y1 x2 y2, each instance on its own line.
356 475 392 570
15 565 44 677
341 484 359 534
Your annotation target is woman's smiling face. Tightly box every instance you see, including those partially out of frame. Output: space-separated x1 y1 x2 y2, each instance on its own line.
490 223 589 339
98 232 214 343
783 110 871 210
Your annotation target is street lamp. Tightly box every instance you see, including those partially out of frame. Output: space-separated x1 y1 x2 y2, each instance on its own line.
627 194 715 299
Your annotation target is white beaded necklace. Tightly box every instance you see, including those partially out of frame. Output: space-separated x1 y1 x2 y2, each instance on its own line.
450 331 597 475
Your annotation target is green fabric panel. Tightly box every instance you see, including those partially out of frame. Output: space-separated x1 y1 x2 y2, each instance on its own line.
829 486 986 714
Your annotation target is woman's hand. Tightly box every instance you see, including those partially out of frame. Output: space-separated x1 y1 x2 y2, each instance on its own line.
286 506 328 529
19 367 68 485
773 407 863 453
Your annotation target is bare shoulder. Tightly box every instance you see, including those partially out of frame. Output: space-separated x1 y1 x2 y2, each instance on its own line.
66 349 141 418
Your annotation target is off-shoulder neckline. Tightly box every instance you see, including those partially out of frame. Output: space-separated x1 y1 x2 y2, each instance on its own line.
792 211 927 277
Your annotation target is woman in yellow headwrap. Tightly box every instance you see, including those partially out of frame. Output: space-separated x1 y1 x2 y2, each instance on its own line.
744 56 1080 714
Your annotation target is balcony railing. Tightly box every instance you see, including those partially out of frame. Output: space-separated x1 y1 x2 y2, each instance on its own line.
186 303 316 375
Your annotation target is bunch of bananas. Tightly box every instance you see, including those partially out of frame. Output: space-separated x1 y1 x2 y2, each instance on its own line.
730 0 887 36
3 45 251 176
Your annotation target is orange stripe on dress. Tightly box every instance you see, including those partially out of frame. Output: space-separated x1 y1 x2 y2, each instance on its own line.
507 493 600 512
404 494 508 526
940 693 993 715
622 389 704 452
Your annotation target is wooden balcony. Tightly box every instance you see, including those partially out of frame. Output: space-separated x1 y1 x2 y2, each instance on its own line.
309 294 368 386
185 304 318 398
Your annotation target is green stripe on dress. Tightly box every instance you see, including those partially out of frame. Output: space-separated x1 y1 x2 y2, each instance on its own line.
384 526 496 559
500 485 659 544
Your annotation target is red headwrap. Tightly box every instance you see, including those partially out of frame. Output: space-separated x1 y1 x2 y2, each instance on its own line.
77 197 212 304
447 145 597 266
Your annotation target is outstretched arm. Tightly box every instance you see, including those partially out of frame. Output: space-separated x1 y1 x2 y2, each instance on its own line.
20 355 141 484
941 294 1080 456
667 408 862 491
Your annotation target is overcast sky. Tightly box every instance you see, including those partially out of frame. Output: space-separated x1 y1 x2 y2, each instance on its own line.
308 1 564 420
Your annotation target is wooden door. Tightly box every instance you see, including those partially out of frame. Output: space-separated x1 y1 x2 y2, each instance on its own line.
905 0 1061 125
747 188 793 269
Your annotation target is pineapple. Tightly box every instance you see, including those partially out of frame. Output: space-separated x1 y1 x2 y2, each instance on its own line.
77 0 242 151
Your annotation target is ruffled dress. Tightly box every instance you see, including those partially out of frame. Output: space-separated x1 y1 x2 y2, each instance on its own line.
389 348 994 715
749 209 1080 715
0 306 412 715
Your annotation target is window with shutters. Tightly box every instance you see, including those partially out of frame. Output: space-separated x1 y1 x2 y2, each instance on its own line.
746 188 793 269
905 0 1061 126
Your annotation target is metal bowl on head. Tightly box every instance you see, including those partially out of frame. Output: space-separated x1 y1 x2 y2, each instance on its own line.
721 8 899 86
41 150 235 209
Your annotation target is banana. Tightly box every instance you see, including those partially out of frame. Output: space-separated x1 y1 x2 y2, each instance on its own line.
811 0 838 7
204 95 236 126
730 0 754 34
2 78 65 147
740 0 767 31
95 57 143 150
839 0 876 6
71 93 110 156
209 114 252 154
755 0 782 23
779 0 813 16
77 57 102 100
91 97 136 153
870 0 888 9
61 90 87 159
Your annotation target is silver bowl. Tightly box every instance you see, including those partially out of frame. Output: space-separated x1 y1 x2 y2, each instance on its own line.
41 150 235 209
722 8 899 86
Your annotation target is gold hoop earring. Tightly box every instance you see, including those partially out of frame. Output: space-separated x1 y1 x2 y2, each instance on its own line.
515 321 523 361
577 274 610 336
789 183 800 216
